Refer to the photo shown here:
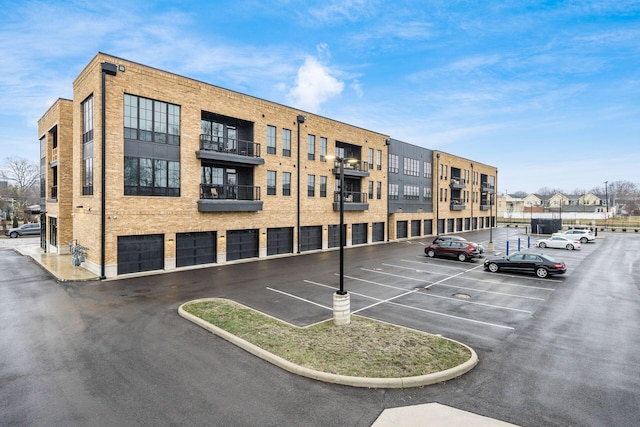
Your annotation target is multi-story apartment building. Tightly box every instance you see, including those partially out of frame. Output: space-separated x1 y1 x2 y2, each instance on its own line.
38 53 497 279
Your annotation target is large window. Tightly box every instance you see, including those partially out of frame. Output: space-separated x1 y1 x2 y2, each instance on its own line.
307 135 315 160
388 154 399 173
404 185 419 200
320 137 327 162
320 176 327 197
82 95 94 195
389 183 399 200
368 181 374 199
282 129 291 157
424 161 432 178
376 181 382 200
376 150 382 170
282 172 291 196
307 174 315 196
125 157 180 196
404 158 420 176
125 94 180 145
267 170 276 195
368 148 374 169
267 125 276 155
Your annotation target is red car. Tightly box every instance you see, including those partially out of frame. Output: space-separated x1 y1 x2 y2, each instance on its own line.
424 240 481 262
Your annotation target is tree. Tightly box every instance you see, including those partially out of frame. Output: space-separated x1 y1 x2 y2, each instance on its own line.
0 157 39 195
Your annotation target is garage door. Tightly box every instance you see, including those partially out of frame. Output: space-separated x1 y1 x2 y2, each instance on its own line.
227 229 259 261
396 221 408 239
118 234 164 275
267 227 293 255
300 226 322 252
328 224 345 248
352 223 367 245
372 222 384 242
423 220 432 236
411 220 420 237
176 231 216 268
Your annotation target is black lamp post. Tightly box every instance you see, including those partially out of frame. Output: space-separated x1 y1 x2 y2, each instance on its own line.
296 115 305 253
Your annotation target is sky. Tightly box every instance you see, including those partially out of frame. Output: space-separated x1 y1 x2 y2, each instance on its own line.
0 0 638 195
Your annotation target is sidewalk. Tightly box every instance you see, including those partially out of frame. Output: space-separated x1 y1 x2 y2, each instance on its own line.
13 244 99 282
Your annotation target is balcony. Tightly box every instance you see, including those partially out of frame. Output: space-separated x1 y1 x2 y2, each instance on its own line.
196 135 264 166
331 160 369 178
450 199 465 211
449 178 466 189
481 183 495 193
480 204 491 211
198 184 263 212
332 191 369 211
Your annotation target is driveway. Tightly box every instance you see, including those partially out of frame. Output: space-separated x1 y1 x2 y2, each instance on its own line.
1 229 639 426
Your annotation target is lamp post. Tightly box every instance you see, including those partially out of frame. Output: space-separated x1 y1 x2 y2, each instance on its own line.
327 155 354 325
470 162 474 231
604 180 609 230
100 62 117 280
296 115 305 253
488 191 494 251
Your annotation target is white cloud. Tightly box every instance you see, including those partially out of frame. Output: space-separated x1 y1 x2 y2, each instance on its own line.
287 56 344 112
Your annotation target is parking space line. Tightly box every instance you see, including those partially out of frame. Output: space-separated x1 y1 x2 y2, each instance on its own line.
266 287 332 311
304 280 514 330
361 268 546 300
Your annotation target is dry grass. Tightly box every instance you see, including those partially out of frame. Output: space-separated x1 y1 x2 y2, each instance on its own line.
182 299 471 378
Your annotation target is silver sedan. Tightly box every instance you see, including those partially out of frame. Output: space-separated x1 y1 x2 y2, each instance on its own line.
536 235 582 250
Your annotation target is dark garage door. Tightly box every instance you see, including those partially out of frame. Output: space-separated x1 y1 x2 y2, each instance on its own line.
300 226 322 251
423 219 432 236
396 221 408 239
176 231 216 268
227 229 259 261
411 220 420 237
372 222 384 242
118 234 164 275
352 223 367 245
328 224 345 248
267 227 293 255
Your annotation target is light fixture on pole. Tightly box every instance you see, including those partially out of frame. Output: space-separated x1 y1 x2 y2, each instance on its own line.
327 155 356 325
296 115 305 253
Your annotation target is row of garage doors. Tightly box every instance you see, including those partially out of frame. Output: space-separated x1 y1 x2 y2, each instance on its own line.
117 222 386 275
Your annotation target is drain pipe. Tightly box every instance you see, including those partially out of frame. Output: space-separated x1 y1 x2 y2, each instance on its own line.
100 62 117 279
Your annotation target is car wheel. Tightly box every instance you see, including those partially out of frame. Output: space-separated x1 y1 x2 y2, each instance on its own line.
10 232 18 238
567 244 574 250
457 253 467 262
536 267 549 278
580 237 588 243
426 249 436 258
488 263 499 273
539 242 547 248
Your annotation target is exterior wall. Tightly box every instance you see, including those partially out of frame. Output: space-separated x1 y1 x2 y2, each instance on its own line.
433 151 497 234
66 53 388 277
38 98 74 254
387 139 434 240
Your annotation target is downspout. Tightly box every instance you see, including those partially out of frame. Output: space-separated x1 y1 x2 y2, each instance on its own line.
296 115 305 253
101 62 117 279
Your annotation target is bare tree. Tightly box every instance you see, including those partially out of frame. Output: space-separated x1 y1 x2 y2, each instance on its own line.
1 157 39 194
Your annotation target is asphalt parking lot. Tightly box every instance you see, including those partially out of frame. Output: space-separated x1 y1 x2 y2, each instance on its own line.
253 227 595 352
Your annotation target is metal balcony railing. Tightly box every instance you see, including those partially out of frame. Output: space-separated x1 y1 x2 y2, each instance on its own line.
199 135 261 158
200 183 261 201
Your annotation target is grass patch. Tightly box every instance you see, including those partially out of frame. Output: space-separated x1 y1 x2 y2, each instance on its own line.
182 299 471 378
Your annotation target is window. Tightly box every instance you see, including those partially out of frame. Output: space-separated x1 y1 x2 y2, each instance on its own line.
389 183 399 200
282 172 291 196
404 185 419 200
124 157 180 196
320 176 327 197
282 129 291 157
388 154 399 173
81 95 94 195
307 175 315 196
320 137 327 162
307 135 315 160
424 161 432 178
423 187 432 201
368 148 374 169
376 182 382 200
403 158 419 176
368 181 374 199
124 94 180 145
376 150 382 170
267 170 276 195
267 125 276 155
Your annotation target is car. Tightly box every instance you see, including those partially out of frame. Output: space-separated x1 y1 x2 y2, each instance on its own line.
425 240 481 262
553 229 595 243
484 253 567 278
4 223 41 238
536 235 582 250
432 235 485 254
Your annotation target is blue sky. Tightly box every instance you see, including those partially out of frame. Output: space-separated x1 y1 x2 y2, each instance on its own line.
1 0 638 194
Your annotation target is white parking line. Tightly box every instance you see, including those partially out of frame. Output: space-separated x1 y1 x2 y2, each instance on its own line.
302 280 514 330
266 287 332 311
361 267 546 300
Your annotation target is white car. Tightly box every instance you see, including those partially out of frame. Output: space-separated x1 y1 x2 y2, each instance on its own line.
536 235 582 250
553 229 595 243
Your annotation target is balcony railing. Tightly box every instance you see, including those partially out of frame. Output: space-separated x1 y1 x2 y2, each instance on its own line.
200 183 260 201
481 183 495 193
331 160 370 177
450 199 465 210
450 178 466 189
199 135 261 158
332 191 368 211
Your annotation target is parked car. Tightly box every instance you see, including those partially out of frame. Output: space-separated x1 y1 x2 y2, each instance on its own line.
425 240 481 262
553 229 595 243
432 235 485 254
536 235 581 250
484 253 567 278
4 223 41 238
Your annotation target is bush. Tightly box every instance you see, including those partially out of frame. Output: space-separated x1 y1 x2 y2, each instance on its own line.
12 217 18 228
622 228 627 232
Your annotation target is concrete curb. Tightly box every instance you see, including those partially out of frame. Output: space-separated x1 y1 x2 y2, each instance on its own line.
178 298 479 389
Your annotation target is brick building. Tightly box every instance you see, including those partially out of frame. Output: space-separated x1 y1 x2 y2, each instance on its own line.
38 53 497 279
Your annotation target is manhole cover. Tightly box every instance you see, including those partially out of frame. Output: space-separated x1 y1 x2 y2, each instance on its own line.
453 293 471 299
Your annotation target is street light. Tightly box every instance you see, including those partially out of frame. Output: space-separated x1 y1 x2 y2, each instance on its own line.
296 115 305 253
327 155 356 326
